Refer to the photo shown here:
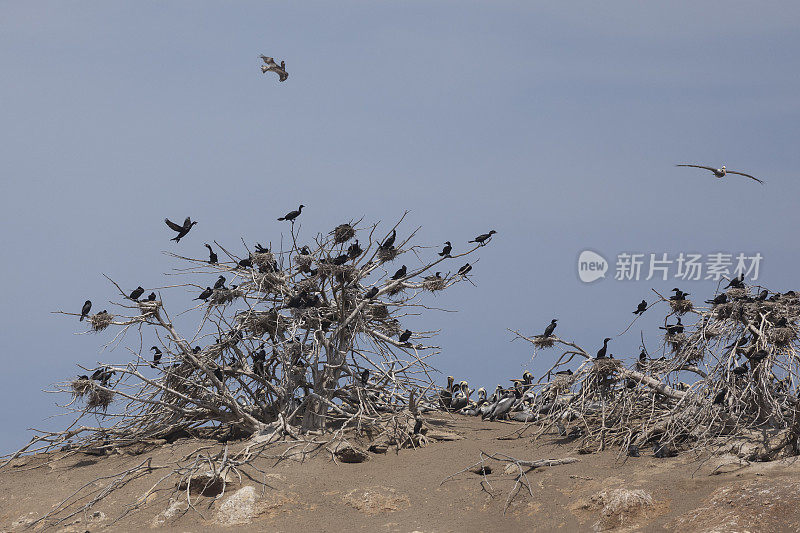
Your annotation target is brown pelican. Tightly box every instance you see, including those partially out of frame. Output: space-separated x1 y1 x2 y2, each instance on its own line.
259 55 288 82
450 381 470 411
676 164 763 184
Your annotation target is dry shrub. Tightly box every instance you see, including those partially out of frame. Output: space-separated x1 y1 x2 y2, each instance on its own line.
332 223 356 244
669 299 693 314
88 312 113 332
377 246 398 262
590 488 654 530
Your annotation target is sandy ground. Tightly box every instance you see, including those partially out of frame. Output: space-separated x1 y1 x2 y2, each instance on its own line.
2 414 800 532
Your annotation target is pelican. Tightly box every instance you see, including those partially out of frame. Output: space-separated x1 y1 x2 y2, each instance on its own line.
450 381 470 411
676 164 763 184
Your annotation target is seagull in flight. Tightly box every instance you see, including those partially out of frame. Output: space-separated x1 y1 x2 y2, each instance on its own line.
676 164 763 184
260 55 288 82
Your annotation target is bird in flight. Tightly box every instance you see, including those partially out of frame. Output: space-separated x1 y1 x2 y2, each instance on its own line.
676 164 763 184
165 217 197 242
260 55 288 82
278 205 304 222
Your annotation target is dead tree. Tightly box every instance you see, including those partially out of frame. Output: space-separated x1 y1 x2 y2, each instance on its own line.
5 213 489 460
509 284 800 458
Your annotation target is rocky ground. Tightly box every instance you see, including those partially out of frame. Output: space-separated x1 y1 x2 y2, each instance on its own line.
2 414 800 532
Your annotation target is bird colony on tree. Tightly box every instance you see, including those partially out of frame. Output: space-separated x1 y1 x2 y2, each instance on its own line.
5 210 493 462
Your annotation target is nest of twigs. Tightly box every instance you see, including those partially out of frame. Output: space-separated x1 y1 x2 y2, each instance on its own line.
88 312 113 332
669 299 693 315
335 265 358 284
209 288 243 306
367 304 389 320
378 246 398 263
86 387 115 410
423 277 446 292
137 300 160 316
768 327 796 347
591 358 622 375
726 288 748 300
378 318 402 337
388 283 405 296
251 271 286 292
70 377 93 398
665 333 687 352
332 223 356 244
715 302 746 322
237 310 285 337
532 336 556 348
252 251 276 270
295 253 313 271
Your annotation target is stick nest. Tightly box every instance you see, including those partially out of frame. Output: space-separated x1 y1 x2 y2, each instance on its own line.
726 288 748 300
251 251 276 269
768 327 796 347
88 312 114 332
532 336 556 348
70 378 93 398
332 223 356 244
137 300 160 316
669 299 693 315
86 387 115 410
209 288 243 306
378 246 398 263
423 277 446 292
236 310 285 337
665 332 687 352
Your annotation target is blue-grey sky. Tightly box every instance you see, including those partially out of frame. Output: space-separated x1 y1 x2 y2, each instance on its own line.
2 2 799 454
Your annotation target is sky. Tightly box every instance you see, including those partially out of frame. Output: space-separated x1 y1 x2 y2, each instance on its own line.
1 1 799 454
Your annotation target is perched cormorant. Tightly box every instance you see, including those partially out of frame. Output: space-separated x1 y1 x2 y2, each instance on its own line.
596 338 611 359
80 300 92 321
713 389 727 405
457 263 472 276
660 317 684 335
757 289 769 301
360 369 369 386
391 265 407 280
633 300 647 315
554 369 573 376
732 363 749 376
213 275 226 290
129 286 144 301
627 445 640 457
204 244 218 264
438 242 452 257
670 288 689 301
151 346 162 366
725 272 745 288
706 293 727 305
195 287 213 301
331 253 349 266
164 217 197 242
286 290 308 308
676 164 763 184
543 319 558 337
399 329 412 343
255 243 270 253
364 287 379 299
278 205 304 222
413 418 423 435
348 240 363 259
238 257 253 268
381 230 396 249
469 230 497 245
147 292 156 301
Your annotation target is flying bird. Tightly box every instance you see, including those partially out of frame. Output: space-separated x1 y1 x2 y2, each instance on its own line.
128 286 144 301
165 217 197 242
259 55 288 82
278 205 304 222
204 244 218 264
80 300 92 321
438 242 452 257
469 230 497 245
676 164 763 184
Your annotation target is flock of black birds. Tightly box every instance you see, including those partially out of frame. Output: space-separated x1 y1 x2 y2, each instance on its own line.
74 202 497 393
